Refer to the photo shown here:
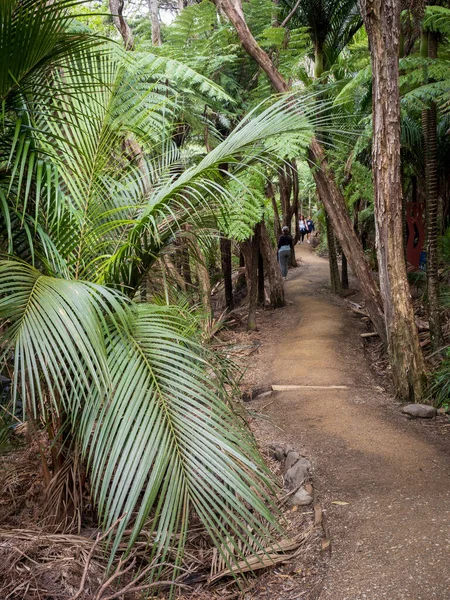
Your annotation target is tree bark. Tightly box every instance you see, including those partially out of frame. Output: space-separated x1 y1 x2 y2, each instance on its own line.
257 251 265 305
241 227 261 330
325 211 342 294
266 180 282 239
215 0 386 343
359 0 426 401
425 32 443 349
220 237 234 310
148 0 162 46
109 0 135 50
341 252 349 290
259 220 285 307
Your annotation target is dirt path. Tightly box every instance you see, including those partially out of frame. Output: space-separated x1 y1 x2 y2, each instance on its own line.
250 245 450 600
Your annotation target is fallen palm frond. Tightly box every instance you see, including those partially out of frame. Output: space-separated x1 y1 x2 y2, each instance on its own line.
209 529 313 584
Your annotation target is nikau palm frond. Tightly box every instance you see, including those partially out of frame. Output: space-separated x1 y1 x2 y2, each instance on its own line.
0 261 280 575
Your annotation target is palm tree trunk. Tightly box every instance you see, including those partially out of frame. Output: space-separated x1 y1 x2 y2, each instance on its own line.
314 46 324 79
360 0 426 401
425 32 443 349
215 0 386 343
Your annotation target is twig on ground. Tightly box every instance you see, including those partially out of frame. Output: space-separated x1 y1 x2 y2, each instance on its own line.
69 515 126 600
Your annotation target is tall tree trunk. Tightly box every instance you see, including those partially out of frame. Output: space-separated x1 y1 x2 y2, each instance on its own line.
278 164 292 227
258 251 265 305
325 211 342 294
220 237 234 310
292 162 300 244
148 0 162 46
266 180 282 239
241 227 261 330
425 32 443 349
215 0 386 343
259 220 285 307
290 161 300 265
342 252 349 289
109 0 135 49
235 251 246 294
359 0 426 401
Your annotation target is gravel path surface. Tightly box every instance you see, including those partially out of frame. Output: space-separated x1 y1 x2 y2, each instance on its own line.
250 244 450 600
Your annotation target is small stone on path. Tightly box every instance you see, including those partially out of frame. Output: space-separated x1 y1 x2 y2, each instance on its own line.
284 458 310 490
291 486 313 506
284 451 300 472
271 446 285 461
402 404 437 419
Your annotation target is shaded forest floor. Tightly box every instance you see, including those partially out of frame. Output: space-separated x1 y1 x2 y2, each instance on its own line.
233 244 450 600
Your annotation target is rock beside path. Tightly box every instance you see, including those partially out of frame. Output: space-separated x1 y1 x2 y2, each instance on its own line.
284 458 310 490
284 451 300 472
402 404 437 419
291 486 314 506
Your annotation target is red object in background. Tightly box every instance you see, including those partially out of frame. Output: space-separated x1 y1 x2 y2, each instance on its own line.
405 202 425 269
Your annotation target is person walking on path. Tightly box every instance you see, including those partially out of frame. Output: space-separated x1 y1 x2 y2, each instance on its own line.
278 226 293 280
298 216 308 244
306 215 315 243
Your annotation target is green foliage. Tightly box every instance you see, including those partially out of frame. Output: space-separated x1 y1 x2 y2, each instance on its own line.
423 5 450 38
278 0 362 68
0 0 329 580
219 171 266 241
0 260 279 568
430 352 450 408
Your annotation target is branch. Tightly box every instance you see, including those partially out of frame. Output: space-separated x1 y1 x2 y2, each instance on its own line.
280 0 302 28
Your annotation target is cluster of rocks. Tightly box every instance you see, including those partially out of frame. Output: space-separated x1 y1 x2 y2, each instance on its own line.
269 444 314 507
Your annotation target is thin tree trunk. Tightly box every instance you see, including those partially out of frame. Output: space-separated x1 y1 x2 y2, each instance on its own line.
258 251 265 305
109 0 135 50
235 251 246 293
278 164 292 227
241 227 261 330
148 0 162 46
215 0 386 343
259 220 285 307
220 237 234 310
266 180 282 239
342 252 349 290
290 161 300 264
360 0 426 401
425 33 443 349
325 211 342 294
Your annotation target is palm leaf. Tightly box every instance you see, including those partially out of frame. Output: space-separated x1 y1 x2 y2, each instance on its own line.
0 263 282 579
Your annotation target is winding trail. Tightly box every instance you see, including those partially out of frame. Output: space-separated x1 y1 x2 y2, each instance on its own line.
252 245 450 600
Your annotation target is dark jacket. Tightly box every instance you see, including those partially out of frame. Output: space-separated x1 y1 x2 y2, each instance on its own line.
278 234 293 250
